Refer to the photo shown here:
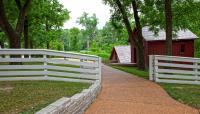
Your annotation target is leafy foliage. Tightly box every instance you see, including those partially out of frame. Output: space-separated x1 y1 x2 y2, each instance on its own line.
61 21 128 61
141 0 200 33
77 12 98 49
0 0 69 49
0 0 199 59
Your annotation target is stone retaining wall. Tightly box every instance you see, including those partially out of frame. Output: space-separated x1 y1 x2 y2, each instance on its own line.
36 80 101 114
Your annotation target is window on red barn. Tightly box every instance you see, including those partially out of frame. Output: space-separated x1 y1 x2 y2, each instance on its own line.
180 44 185 54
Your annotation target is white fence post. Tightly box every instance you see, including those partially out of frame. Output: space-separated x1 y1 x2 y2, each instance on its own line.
98 57 102 83
149 55 153 81
80 59 84 68
149 55 155 81
154 57 159 82
194 61 198 82
43 54 48 77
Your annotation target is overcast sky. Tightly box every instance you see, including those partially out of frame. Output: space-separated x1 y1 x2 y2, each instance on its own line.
58 0 111 29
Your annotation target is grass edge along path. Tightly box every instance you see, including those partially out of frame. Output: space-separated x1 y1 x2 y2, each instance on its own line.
110 65 200 111
0 80 90 114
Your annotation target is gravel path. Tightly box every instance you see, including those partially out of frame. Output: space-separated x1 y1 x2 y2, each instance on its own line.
85 65 198 114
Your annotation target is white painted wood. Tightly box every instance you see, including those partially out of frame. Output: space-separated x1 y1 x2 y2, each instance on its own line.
157 69 199 75
156 62 198 69
0 71 45 76
0 49 101 82
47 71 98 80
0 77 93 83
80 59 84 68
98 57 102 82
0 77 47 81
46 77 93 83
0 49 99 60
157 74 200 80
154 58 159 82
149 55 154 81
47 59 98 67
44 50 99 61
150 55 200 85
194 62 198 82
155 56 200 63
157 79 200 85
47 65 98 74
0 50 45 55
155 55 200 61
43 55 48 77
0 65 44 69
0 58 44 62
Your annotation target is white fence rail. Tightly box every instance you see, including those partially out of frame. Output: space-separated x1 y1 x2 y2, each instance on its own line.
149 55 200 85
0 49 101 83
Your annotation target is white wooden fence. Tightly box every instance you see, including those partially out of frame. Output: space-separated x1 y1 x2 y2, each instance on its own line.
0 49 101 83
149 55 200 85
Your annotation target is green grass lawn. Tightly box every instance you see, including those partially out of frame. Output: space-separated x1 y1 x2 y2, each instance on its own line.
111 65 200 110
0 81 90 114
160 83 200 109
111 65 149 79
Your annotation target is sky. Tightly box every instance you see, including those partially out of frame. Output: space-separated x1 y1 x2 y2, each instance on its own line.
58 0 111 29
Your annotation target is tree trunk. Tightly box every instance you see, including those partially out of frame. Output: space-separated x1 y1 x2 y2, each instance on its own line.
9 32 21 48
24 16 29 48
165 0 173 55
115 0 146 70
0 0 31 49
30 38 33 49
47 42 49 49
0 40 4 48
132 0 145 70
45 19 50 49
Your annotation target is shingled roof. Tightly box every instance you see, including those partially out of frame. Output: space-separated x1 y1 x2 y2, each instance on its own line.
114 45 131 63
142 26 198 41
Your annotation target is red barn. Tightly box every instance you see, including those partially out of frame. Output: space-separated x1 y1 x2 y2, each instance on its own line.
110 26 198 68
130 26 198 68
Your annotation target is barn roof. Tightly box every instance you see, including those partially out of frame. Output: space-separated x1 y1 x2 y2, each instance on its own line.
114 45 131 63
142 26 198 41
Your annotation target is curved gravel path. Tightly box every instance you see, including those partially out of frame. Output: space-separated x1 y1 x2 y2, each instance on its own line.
85 65 198 114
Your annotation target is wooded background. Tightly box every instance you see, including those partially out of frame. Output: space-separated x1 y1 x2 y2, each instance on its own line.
0 0 199 62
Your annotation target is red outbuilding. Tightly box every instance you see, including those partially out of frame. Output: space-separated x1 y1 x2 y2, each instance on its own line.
110 26 198 67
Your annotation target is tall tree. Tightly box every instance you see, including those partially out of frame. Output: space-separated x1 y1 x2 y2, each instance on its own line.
77 12 98 49
0 31 6 48
27 0 69 49
104 0 146 70
69 28 81 51
24 16 29 48
0 0 31 48
165 0 172 55
131 0 145 70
